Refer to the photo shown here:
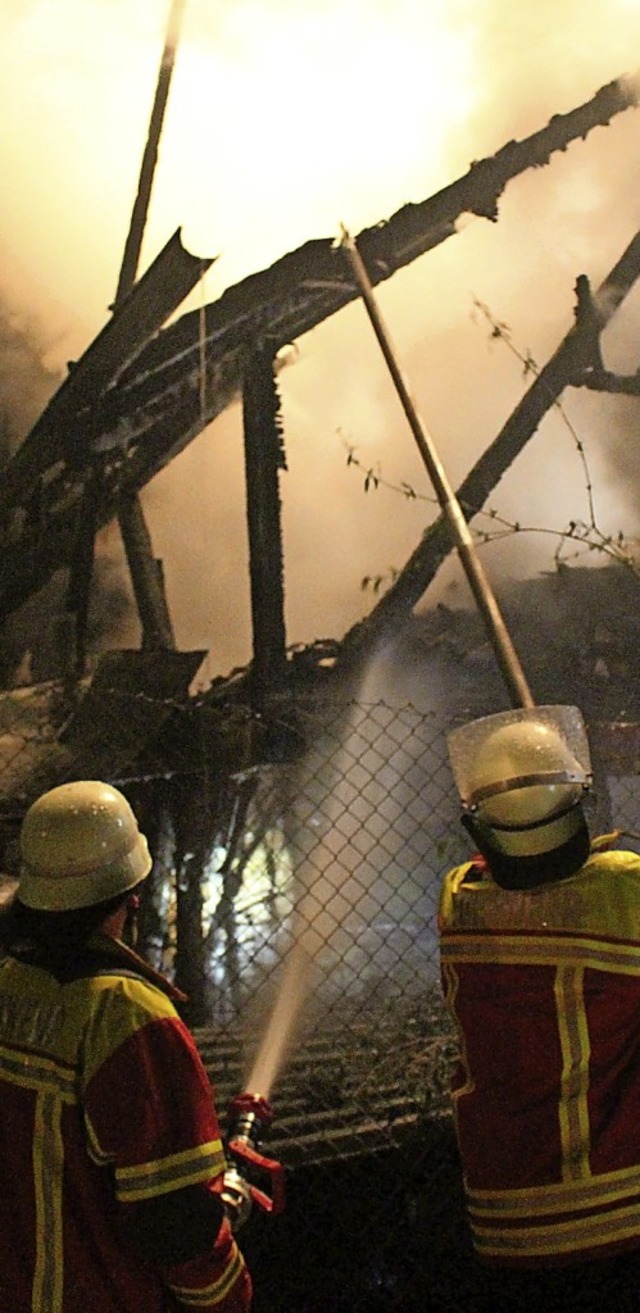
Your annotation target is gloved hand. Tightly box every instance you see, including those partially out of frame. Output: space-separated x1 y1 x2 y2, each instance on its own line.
220 1164 253 1232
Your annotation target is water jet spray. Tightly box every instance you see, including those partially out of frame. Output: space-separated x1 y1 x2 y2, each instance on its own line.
239 684 382 1114
245 940 311 1100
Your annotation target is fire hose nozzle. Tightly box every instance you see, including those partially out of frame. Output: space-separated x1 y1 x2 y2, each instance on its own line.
222 1091 286 1229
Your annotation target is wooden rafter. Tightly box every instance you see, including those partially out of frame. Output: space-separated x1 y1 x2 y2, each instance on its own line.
0 69 638 632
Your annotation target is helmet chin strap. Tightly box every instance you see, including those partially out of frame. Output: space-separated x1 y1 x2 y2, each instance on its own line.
461 811 496 854
122 891 141 944
101 889 141 944
460 805 590 890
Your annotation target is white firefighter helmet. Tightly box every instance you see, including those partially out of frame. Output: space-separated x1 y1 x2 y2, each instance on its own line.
448 706 591 860
19 781 152 912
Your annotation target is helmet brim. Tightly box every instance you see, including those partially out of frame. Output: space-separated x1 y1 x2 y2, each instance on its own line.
19 837 152 911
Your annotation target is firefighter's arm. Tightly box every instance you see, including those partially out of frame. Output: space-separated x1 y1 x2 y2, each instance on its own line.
123 1184 251 1312
82 983 252 1310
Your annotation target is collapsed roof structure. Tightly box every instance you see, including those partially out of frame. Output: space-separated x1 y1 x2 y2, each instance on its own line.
0 69 639 711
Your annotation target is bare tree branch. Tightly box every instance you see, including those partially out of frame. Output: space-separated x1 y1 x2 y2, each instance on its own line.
338 229 640 666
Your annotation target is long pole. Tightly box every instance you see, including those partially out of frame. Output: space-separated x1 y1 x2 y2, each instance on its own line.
112 0 188 650
341 227 534 710
114 0 188 307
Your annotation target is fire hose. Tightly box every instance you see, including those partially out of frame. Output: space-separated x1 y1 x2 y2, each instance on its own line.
221 1092 286 1230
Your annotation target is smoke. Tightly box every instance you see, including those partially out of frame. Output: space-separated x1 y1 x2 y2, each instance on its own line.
1 0 640 678
0 273 61 453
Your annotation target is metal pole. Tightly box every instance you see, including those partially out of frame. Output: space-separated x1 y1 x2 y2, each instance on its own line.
341 226 534 710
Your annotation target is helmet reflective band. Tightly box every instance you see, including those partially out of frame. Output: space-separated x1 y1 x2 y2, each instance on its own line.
19 781 152 911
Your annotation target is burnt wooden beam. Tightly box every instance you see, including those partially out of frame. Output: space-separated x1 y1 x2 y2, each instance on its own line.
112 0 189 662
98 67 640 487
242 345 288 705
0 229 215 522
63 474 100 682
0 70 638 626
12 68 640 505
118 494 176 651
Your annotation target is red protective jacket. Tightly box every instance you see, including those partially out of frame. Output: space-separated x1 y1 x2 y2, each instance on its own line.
439 845 640 1268
0 933 252 1313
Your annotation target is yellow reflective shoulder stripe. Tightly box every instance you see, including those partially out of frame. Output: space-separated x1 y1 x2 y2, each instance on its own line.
169 1243 245 1306
32 1091 64 1313
80 974 178 1088
0 958 178 1079
440 849 640 940
115 1139 227 1202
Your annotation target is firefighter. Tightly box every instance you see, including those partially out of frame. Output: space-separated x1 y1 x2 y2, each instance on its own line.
0 780 252 1313
439 706 640 1311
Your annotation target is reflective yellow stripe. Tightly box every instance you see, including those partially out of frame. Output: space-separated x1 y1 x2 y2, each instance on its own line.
32 1092 64 1313
0 1043 76 1101
115 1139 227 1201
170 1243 245 1306
472 1199 640 1259
554 964 591 1180
441 961 474 1108
469 1161 640 1217
440 932 640 975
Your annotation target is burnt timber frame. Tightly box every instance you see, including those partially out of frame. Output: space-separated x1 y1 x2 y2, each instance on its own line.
0 69 638 655
242 345 288 706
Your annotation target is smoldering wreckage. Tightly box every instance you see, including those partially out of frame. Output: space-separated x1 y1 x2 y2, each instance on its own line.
2 48 640 1312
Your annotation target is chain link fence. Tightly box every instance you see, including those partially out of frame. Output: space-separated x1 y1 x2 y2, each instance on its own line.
0 675 639 1310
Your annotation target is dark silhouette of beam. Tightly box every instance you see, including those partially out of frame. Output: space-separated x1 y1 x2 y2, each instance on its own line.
0 69 638 624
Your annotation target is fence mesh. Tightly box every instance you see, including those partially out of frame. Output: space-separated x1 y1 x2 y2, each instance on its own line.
0 679 638 1310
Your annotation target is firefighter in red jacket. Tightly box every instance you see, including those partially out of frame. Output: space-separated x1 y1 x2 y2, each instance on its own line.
0 780 252 1313
440 706 640 1310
